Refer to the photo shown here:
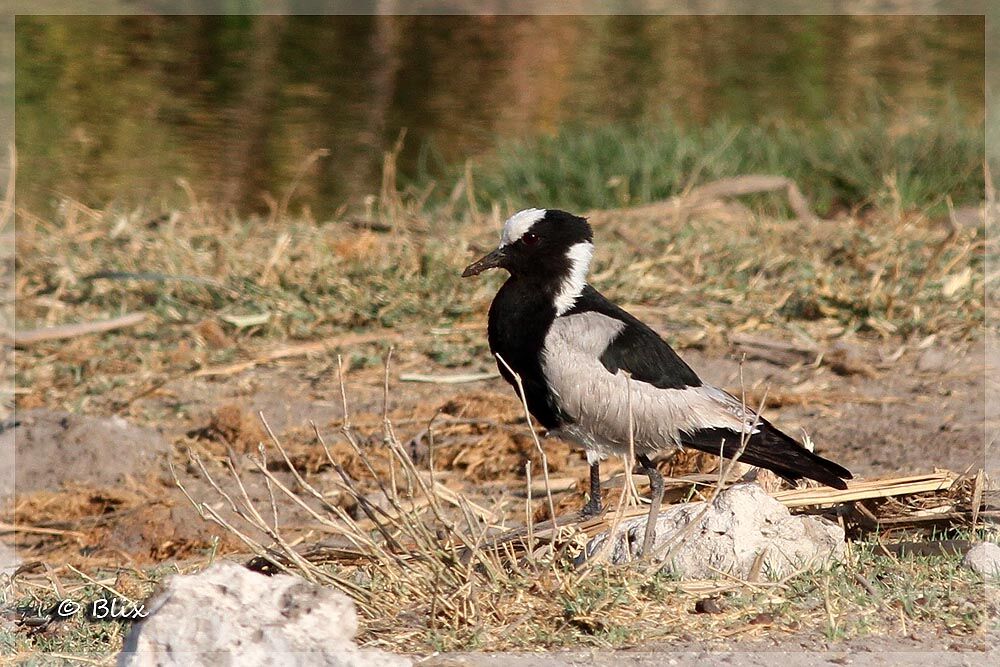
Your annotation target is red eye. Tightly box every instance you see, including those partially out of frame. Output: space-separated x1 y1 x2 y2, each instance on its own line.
523 232 539 246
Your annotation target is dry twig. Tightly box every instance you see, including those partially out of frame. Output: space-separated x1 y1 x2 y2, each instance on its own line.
11 312 148 346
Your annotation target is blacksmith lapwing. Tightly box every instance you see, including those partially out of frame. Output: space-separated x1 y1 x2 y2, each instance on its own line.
462 208 852 518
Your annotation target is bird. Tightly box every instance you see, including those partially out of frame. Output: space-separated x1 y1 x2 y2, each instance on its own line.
462 207 852 524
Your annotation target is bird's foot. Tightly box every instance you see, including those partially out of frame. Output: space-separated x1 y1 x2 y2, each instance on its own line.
637 523 658 559
580 461 604 518
580 497 603 518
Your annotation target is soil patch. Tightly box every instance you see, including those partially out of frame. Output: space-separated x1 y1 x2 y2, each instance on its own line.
9 410 172 494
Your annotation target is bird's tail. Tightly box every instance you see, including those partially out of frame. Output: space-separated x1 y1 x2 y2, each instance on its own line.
681 421 852 490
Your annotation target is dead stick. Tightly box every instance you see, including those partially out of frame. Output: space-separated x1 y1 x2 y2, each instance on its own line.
399 372 499 384
195 330 396 377
11 312 147 346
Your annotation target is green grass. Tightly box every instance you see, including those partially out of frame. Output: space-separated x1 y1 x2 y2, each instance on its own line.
3 585 135 662
436 107 984 218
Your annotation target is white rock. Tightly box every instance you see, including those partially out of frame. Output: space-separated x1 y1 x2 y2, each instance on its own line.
962 542 1000 577
585 483 845 579
118 561 409 667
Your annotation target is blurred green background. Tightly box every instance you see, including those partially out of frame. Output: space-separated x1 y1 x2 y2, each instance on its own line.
15 14 985 217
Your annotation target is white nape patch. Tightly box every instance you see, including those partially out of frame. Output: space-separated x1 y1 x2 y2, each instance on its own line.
500 208 546 247
553 242 594 315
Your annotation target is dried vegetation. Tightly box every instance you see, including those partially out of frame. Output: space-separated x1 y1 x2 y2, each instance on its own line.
5 144 996 658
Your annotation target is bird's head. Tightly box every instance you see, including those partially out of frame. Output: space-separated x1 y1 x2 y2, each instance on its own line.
462 208 595 314
462 208 593 278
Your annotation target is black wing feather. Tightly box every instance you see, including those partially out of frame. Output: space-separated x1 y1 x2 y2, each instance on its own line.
681 421 853 490
567 285 701 390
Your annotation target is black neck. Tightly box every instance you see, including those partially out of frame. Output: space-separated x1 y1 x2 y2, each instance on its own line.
486 275 566 429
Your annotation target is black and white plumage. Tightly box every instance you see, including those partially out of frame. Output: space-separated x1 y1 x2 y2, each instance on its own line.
462 208 852 516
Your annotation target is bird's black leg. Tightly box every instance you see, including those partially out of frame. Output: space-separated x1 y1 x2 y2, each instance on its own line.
637 454 663 557
581 462 603 517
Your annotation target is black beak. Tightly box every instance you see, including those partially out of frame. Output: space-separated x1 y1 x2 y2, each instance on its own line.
462 247 507 277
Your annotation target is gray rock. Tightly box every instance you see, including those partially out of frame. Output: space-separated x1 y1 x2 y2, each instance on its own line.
962 542 1000 577
118 561 409 667
585 483 844 579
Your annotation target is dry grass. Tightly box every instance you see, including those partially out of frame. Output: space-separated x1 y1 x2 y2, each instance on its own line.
6 152 993 658
13 151 987 416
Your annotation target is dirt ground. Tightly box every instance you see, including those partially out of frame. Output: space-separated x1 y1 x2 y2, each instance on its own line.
421 636 996 667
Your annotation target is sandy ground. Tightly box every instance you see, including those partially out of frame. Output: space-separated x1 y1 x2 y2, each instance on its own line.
422 642 996 667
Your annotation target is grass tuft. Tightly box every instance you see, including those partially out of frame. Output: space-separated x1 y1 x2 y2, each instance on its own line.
447 109 983 218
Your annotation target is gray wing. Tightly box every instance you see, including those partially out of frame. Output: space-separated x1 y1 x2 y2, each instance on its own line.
541 312 759 457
